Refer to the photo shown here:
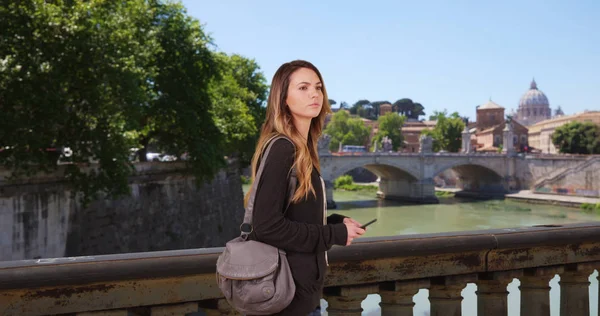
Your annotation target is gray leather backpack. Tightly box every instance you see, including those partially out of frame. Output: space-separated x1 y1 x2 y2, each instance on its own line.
216 135 296 315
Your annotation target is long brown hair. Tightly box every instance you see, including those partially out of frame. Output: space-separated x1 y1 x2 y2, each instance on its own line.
244 60 331 205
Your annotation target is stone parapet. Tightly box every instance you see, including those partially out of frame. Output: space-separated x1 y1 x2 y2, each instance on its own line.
2 222 600 315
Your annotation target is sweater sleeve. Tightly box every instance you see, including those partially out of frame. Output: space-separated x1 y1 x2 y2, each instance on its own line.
327 213 347 225
252 139 347 252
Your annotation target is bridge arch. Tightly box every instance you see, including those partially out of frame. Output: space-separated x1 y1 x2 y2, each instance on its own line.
432 162 506 195
320 153 513 207
325 161 427 207
432 161 504 180
330 161 420 183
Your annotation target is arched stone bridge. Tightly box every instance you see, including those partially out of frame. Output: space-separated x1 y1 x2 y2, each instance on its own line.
319 151 516 207
317 127 599 208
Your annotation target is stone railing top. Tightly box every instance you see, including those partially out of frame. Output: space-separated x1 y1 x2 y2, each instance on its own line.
0 159 239 187
2 222 600 291
329 152 507 157
524 153 599 160
327 152 600 160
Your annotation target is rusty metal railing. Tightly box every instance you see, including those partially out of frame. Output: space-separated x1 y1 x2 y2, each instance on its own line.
2 222 600 315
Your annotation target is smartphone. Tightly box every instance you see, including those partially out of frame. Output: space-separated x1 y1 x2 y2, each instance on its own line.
360 218 377 229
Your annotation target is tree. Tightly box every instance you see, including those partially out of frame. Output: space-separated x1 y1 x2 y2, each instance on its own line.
223 54 268 134
134 1 224 179
0 0 230 203
393 98 425 120
350 99 370 115
421 110 465 152
339 101 349 110
411 102 426 119
328 99 336 106
209 53 268 165
429 110 447 121
323 111 370 151
552 122 600 154
1 0 155 202
429 109 460 121
372 113 406 151
393 99 413 117
357 107 369 119
370 100 391 119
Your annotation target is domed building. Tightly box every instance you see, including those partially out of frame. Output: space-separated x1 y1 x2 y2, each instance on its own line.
514 79 551 126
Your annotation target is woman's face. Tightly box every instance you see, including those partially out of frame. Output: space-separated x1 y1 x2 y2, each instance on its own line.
286 67 323 121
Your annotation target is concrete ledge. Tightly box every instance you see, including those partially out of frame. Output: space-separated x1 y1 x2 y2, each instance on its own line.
3 222 600 315
506 190 600 208
2 222 600 290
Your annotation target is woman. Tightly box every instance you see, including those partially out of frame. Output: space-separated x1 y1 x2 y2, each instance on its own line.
246 60 366 315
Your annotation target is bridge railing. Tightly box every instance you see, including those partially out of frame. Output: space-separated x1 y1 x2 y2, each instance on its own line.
329 151 508 157
2 222 600 315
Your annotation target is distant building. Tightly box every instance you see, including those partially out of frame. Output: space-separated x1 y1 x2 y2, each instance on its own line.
528 111 600 153
379 103 393 116
401 120 436 153
475 100 529 152
513 79 552 126
360 117 378 148
476 99 505 131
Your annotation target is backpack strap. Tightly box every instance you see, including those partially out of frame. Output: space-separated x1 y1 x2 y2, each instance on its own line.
240 135 296 240
284 165 297 216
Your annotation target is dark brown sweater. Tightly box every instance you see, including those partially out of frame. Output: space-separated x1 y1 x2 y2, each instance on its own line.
249 138 348 316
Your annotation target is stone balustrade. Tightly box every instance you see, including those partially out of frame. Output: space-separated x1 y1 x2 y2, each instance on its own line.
2 222 600 315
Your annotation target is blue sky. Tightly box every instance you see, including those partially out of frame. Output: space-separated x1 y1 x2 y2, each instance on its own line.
180 0 599 120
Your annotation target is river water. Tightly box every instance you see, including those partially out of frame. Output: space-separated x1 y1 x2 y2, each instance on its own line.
242 185 600 315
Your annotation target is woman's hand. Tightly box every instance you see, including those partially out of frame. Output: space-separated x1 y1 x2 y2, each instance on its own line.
343 217 362 228
344 221 365 245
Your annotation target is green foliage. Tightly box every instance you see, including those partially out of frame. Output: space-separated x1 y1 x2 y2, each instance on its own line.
1 0 157 203
372 112 406 151
334 175 354 188
552 121 600 154
357 107 369 118
210 53 267 165
324 111 370 151
240 175 251 185
393 98 425 120
350 99 371 115
347 98 424 121
141 1 224 184
421 110 465 152
334 175 377 191
336 183 379 192
435 190 455 197
350 99 380 120
0 1 265 204
581 203 600 213
367 101 390 120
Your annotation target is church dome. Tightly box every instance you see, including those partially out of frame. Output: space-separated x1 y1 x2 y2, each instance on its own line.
519 79 549 108
514 79 551 126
